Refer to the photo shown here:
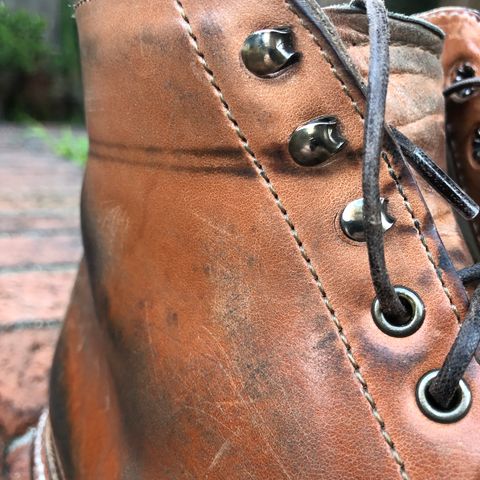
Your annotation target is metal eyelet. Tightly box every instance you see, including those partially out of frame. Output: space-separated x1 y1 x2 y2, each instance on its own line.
416 370 472 423
371 287 425 338
289 116 346 167
241 28 299 77
340 198 395 242
451 63 477 102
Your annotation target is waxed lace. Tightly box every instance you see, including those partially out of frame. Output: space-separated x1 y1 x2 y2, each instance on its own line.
444 72 480 287
359 0 480 410
444 77 480 99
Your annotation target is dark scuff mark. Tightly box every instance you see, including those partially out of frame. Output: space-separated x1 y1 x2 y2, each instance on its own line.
166 311 179 328
89 151 256 178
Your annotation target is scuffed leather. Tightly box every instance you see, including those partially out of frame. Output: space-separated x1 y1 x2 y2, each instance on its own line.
422 7 480 262
50 1 479 479
328 7 472 271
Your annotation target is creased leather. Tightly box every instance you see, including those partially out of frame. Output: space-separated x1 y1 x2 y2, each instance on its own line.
50 1 479 479
328 7 472 271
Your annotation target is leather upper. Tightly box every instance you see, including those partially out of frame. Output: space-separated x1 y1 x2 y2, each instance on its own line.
330 6 472 271
50 2 480 479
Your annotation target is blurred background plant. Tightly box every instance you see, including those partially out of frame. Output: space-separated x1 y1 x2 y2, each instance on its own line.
1 1 82 123
0 0 479 165
0 4 49 119
26 122 89 165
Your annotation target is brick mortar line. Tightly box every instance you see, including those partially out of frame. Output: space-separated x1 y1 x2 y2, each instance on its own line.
0 319 62 333
0 208 79 218
0 262 79 275
0 228 80 239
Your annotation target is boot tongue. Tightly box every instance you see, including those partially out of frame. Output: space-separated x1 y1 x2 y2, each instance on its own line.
326 7 472 270
326 8 444 159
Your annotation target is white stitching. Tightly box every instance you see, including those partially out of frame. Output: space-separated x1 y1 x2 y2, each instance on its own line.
382 152 461 322
286 1 462 329
284 5 418 478
174 1 409 478
73 0 92 11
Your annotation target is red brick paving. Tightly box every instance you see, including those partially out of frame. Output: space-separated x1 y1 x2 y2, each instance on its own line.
1 271 77 324
0 125 83 478
0 235 81 267
0 211 79 234
0 329 61 438
3 437 31 480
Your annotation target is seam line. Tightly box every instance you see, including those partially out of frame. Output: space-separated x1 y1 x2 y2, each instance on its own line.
381 152 461 323
174 0 409 478
285 1 462 329
73 0 91 11
285 4 410 478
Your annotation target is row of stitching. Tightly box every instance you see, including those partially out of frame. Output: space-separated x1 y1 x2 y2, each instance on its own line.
285 4 410 479
73 0 92 11
174 0 407 478
382 152 461 324
287 16 365 119
287 3 463 328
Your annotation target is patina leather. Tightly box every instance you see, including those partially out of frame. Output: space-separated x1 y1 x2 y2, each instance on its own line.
46 1 480 479
329 6 472 271
422 7 480 263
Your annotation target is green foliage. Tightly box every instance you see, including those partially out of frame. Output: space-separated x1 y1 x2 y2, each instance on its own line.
58 1 81 78
0 3 83 122
27 124 89 166
0 3 50 74
52 129 89 166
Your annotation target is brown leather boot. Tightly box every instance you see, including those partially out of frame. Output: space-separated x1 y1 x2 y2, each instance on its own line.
422 8 480 265
38 1 480 479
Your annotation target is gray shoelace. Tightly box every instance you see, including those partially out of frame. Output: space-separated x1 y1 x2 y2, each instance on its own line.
291 0 480 412
444 77 480 98
358 0 480 410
